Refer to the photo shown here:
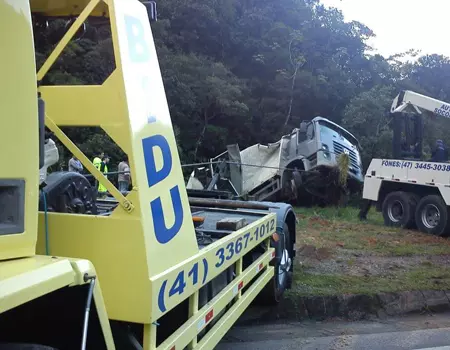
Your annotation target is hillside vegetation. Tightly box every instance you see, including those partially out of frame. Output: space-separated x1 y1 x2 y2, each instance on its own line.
34 0 450 173
291 207 450 296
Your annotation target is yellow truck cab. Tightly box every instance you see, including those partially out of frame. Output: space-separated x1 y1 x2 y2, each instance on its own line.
0 1 296 349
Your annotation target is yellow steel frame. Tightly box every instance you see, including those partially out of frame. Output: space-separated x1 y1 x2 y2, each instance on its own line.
31 0 109 17
0 0 40 261
44 117 134 212
32 0 277 348
0 255 115 349
0 2 114 348
154 246 274 350
149 217 276 321
35 0 133 212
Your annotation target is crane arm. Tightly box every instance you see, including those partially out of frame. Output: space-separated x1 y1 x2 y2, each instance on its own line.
391 90 450 119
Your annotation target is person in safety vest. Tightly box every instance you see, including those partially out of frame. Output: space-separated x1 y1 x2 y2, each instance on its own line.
98 155 110 196
93 151 104 170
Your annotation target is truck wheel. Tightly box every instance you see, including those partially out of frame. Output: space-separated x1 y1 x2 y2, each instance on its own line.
415 195 450 236
382 191 417 228
257 223 293 305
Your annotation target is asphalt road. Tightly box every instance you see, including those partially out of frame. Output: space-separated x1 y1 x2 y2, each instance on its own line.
217 312 450 350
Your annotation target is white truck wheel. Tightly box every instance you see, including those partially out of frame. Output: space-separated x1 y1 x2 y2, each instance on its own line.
415 195 450 237
257 223 293 305
382 191 418 228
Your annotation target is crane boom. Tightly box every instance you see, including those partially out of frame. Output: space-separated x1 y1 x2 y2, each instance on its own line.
391 90 450 118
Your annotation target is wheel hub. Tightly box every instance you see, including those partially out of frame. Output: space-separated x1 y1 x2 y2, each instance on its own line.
278 234 292 286
422 204 440 229
388 200 404 222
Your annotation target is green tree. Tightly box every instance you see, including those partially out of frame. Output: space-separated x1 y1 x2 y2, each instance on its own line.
34 19 123 172
33 0 450 171
158 48 249 161
342 85 396 168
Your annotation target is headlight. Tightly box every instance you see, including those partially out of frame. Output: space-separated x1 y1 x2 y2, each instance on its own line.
322 144 330 158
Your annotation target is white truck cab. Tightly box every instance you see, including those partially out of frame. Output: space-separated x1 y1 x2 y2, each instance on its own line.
187 116 363 206
300 117 363 184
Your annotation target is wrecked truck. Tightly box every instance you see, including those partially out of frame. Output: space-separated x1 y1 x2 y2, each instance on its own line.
186 117 364 205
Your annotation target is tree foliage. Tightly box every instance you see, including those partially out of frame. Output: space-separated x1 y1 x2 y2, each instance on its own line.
341 85 395 168
33 0 450 174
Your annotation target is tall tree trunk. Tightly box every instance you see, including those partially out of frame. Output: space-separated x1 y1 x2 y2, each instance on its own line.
193 111 208 160
283 64 300 128
283 36 303 130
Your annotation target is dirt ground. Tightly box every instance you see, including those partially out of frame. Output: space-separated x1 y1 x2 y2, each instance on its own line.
289 206 450 297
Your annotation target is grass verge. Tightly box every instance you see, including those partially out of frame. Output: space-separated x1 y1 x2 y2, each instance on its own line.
295 206 450 256
288 265 450 297
291 206 450 297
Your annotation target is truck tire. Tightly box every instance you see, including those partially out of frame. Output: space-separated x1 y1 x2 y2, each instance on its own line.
382 191 418 228
257 223 293 305
0 345 57 350
405 193 421 229
415 195 450 236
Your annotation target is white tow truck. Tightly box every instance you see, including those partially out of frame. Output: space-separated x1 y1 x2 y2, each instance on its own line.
361 90 450 236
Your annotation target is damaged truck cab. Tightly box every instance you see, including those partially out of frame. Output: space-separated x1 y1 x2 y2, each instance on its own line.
295 117 364 193
187 116 363 205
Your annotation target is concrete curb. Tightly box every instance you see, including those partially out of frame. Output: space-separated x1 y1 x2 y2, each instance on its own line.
238 290 450 325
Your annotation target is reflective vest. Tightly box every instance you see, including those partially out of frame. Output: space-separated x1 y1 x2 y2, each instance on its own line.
93 156 102 170
98 163 108 193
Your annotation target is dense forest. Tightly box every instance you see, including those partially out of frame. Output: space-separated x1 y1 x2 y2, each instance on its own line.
36 0 450 173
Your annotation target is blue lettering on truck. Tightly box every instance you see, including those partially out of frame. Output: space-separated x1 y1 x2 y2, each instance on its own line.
142 136 184 244
125 14 156 125
434 104 450 119
381 160 450 172
157 218 275 313
381 160 412 169
143 135 172 186
125 14 184 245
125 15 150 62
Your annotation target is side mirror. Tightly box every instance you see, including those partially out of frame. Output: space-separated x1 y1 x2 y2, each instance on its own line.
143 1 158 21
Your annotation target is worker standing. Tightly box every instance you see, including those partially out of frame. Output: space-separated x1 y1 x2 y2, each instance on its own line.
118 157 131 193
431 140 448 163
91 151 104 190
68 155 83 173
93 151 104 170
98 155 110 196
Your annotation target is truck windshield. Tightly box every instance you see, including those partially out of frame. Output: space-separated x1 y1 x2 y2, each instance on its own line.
318 121 358 148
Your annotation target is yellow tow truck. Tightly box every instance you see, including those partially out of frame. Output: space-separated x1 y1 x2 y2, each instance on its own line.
0 1 296 349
